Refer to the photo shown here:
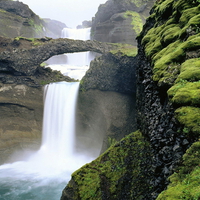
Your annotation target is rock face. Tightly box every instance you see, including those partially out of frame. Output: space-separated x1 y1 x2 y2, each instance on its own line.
42 18 67 38
91 0 155 45
0 0 66 38
61 0 200 199
0 84 43 164
0 0 44 38
61 131 154 200
77 52 137 154
0 36 119 76
80 52 136 94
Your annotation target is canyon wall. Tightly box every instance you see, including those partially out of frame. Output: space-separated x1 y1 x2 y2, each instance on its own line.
0 0 66 38
61 0 200 199
91 0 155 45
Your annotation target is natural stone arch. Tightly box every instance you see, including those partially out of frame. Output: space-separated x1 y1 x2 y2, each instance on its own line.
0 36 119 75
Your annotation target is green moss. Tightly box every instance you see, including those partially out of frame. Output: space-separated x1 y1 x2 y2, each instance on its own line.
155 0 174 15
156 141 200 200
157 63 181 87
179 6 200 27
175 106 200 137
176 58 200 82
14 37 43 46
124 11 143 35
168 81 200 106
68 131 154 199
161 26 181 45
130 0 150 8
110 45 138 57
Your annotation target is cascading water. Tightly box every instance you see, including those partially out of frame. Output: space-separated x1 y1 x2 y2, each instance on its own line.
0 82 94 200
47 27 93 80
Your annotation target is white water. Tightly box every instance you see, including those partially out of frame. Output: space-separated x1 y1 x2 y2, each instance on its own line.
47 27 93 80
0 82 94 200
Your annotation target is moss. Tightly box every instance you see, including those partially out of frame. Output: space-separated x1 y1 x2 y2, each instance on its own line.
179 6 200 27
161 26 181 45
156 141 200 200
130 0 150 8
176 58 200 82
168 81 200 106
110 45 138 57
175 106 200 137
67 131 154 199
154 0 174 16
157 63 181 87
152 33 200 83
124 11 143 35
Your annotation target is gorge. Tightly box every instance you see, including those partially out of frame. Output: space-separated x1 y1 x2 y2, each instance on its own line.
0 0 200 199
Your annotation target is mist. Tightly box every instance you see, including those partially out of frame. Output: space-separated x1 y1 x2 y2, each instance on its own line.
18 0 108 28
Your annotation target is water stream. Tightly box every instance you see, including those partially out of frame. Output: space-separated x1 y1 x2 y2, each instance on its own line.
0 28 95 200
47 27 93 80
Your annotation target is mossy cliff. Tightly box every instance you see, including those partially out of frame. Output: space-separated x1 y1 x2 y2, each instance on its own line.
137 0 200 199
61 0 200 199
61 131 154 200
91 0 156 45
0 0 66 38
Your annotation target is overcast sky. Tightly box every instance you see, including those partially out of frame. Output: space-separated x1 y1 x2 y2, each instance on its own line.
19 0 107 28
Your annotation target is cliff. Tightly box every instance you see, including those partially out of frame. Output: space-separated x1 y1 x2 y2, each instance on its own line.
0 0 66 38
91 0 155 45
0 0 199 199
61 0 200 199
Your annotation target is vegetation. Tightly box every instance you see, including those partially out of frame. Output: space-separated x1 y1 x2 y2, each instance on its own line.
157 140 200 200
110 45 138 57
66 131 154 199
124 11 144 35
140 0 200 198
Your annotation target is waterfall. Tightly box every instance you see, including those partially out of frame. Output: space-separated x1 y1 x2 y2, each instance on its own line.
46 27 93 80
61 28 91 66
0 81 94 199
29 82 81 174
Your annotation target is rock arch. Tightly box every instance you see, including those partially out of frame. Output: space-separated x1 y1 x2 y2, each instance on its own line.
0 36 118 75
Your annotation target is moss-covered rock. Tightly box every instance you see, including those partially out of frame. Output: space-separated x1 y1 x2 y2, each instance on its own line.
0 0 45 38
175 106 200 138
141 1 200 86
124 11 144 36
61 131 154 200
176 58 200 82
156 140 200 200
91 0 156 45
138 0 200 198
168 81 200 107
140 0 200 140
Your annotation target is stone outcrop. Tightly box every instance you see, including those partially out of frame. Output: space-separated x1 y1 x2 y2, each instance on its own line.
61 0 200 199
0 83 43 164
61 131 154 200
42 18 67 38
76 52 137 154
0 36 119 76
0 0 66 38
0 0 45 38
80 52 136 94
91 0 155 45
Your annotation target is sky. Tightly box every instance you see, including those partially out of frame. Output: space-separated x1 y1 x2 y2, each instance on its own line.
19 0 108 28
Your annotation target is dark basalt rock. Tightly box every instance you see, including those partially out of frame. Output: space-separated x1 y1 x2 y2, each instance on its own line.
0 36 119 76
80 52 137 94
